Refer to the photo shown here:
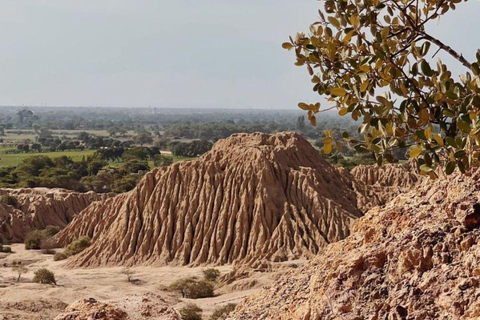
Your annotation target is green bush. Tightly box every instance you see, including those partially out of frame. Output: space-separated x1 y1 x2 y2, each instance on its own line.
64 236 91 256
202 268 220 282
2 246 12 253
24 230 45 250
53 252 68 261
180 303 202 320
33 268 57 285
169 277 198 297
210 304 237 320
169 277 215 299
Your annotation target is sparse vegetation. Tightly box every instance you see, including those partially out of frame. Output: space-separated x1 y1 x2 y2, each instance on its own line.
210 304 237 320
169 277 215 299
202 268 221 282
53 252 68 261
24 230 46 250
12 265 28 282
64 236 91 256
33 268 57 285
2 246 12 253
121 268 135 282
179 303 203 320
43 225 60 238
40 238 57 254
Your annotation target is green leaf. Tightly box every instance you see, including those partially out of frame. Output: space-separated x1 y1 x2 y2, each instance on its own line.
282 42 294 50
445 91 458 99
376 96 393 109
328 16 341 29
446 137 457 147
409 146 423 159
454 150 466 158
420 164 433 172
360 81 369 92
370 144 381 153
421 61 433 76
380 27 389 40
420 42 431 56
331 88 347 97
457 119 471 134
445 161 456 175
298 103 309 111
443 109 455 118
324 142 332 154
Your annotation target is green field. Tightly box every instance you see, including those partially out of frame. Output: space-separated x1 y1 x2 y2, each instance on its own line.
0 148 96 168
0 147 196 168
1 129 137 144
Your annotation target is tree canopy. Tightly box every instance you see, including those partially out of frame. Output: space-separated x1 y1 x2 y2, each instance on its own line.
284 0 480 177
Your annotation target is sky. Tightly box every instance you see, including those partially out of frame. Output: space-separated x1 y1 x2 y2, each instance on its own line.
0 0 478 109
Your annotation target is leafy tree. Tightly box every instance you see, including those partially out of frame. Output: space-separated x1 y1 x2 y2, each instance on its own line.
134 132 153 146
31 143 42 152
284 0 480 177
122 159 150 174
296 115 306 131
122 147 151 161
169 277 215 299
112 175 142 193
170 140 213 157
15 156 54 177
153 154 173 167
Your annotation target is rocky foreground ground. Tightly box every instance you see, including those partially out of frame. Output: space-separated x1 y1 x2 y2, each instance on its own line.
229 170 480 319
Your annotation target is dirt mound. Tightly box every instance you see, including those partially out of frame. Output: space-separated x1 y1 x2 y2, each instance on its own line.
53 298 128 320
351 161 422 211
0 188 109 242
0 298 68 320
54 295 179 320
57 132 363 267
351 161 419 188
229 171 480 319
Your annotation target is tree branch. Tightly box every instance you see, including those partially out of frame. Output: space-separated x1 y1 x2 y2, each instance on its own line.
419 32 472 69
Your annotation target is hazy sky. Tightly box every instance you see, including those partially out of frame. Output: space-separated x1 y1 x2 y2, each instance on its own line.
0 0 478 109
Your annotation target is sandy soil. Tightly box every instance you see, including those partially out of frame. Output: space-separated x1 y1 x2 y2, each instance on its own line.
0 244 298 319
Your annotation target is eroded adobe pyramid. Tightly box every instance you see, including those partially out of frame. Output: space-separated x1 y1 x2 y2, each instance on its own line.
0 188 108 242
57 132 365 267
